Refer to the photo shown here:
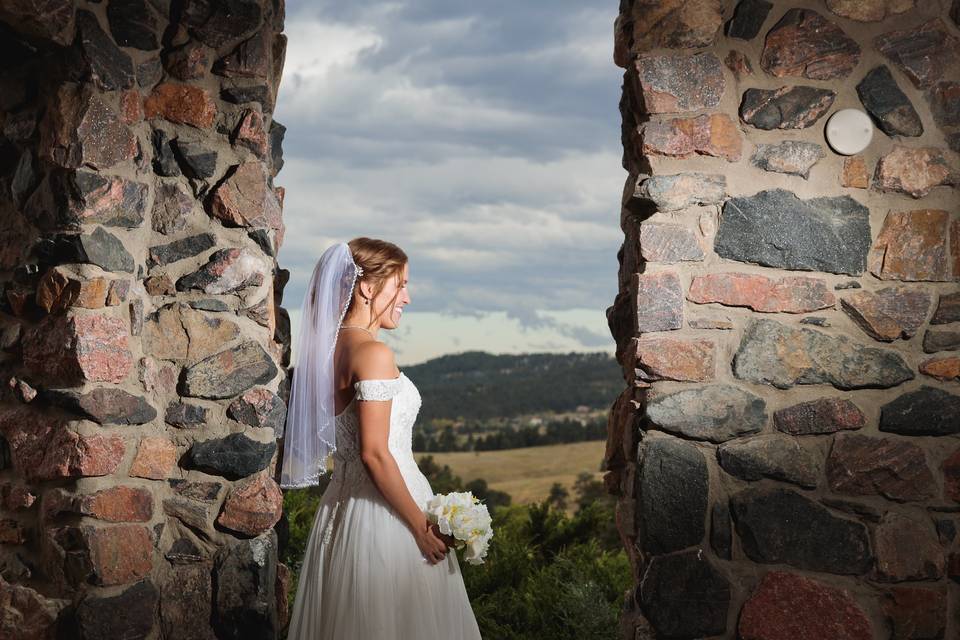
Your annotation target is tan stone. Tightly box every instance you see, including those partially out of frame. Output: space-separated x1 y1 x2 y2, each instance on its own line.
118 89 143 125
874 146 960 198
840 286 931 341
142 304 189 360
841 156 869 189
688 273 835 313
144 83 217 128
920 356 960 381
826 0 915 22
36 266 110 312
181 306 241 364
129 437 177 480
951 218 960 279
724 50 753 81
868 209 951 281
630 0 722 50
216 473 283 536
210 162 282 229
641 113 741 162
82 524 154 586
635 337 715 382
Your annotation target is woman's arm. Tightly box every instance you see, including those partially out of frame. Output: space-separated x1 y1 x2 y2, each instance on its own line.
354 342 430 535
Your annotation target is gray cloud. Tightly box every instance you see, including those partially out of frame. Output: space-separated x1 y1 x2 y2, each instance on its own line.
275 0 622 350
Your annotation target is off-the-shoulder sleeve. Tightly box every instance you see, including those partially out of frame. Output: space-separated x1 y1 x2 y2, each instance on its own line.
354 376 403 401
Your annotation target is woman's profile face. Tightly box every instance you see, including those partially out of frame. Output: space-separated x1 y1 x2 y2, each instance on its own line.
373 262 410 330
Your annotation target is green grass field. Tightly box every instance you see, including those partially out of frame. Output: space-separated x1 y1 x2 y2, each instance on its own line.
415 440 608 506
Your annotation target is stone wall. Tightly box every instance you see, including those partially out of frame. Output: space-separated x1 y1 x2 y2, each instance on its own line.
0 1 291 638
605 1 960 638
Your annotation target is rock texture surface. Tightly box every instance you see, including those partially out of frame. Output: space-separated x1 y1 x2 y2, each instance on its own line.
0 2 290 637
610 1 960 638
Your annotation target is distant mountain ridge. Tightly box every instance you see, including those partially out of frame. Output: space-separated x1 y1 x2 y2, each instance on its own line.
402 351 622 421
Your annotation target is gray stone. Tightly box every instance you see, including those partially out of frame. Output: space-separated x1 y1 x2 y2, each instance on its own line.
77 11 136 91
176 248 266 295
730 487 872 574
929 81 960 129
227 389 287 431
638 223 704 263
213 532 278 640
71 227 136 273
932 292 960 324
635 173 725 211
827 433 935 502
875 18 958 89
874 513 945 582
169 479 222 503
163 497 215 536
213 28 271 79
151 129 180 177
165 402 210 428
718 434 820 488
269 120 285 177
760 9 861 80
188 433 275 480
635 53 725 114
740 86 835 129
106 0 159 50
716 189 871 275
137 58 162 88
149 233 216 268
774 397 865 435
750 141 824 178
44 388 156 425
638 437 707 555
924 329 960 353
190 299 232 312
880 386 960 436
734 318 914 390
220 84 274 113
181 0 262 49
857 65 923 137
710 502 731 560
172 138 218 180
53 170 149 229
182 340 277 399
639 549 730 638
646 384 766 443
160 564 216 640
632 272 683 333
726 0 772 40
76 579 158 640
151 182 193 234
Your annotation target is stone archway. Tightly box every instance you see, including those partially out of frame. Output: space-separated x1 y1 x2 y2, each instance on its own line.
0 2 290 638
606 1 959 638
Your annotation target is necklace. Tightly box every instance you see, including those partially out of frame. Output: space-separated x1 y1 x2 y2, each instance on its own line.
340 324 375 336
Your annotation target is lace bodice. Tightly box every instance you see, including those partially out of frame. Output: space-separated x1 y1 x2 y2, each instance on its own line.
327 371 433 507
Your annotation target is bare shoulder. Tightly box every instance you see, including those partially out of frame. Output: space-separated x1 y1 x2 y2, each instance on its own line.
352 340 398 381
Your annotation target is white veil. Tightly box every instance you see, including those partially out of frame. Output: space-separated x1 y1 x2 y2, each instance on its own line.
280 242 359 489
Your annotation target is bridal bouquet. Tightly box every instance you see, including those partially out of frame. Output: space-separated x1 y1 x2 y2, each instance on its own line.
425 491 493 565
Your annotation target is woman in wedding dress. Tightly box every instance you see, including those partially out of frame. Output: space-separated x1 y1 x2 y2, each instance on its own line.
281 238 483 639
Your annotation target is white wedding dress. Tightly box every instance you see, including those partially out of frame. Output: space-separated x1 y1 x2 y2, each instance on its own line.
285 371 483 639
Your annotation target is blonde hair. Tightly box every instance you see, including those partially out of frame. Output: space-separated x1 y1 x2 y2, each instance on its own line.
347 237 408 328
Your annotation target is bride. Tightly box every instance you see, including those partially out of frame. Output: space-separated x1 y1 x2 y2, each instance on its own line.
281 237 483 639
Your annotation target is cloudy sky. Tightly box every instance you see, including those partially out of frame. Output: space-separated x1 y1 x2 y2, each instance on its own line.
275 0 624 365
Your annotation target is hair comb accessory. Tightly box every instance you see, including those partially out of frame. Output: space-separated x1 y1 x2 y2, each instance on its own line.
355 264 364 277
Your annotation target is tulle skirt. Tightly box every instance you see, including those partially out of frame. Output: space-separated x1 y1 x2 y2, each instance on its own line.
285 477 483 640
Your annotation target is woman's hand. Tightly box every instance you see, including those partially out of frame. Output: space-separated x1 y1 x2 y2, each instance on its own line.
414 518 449 564
429 522 456 551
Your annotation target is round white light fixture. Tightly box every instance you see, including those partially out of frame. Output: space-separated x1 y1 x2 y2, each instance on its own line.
825 108 874 155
